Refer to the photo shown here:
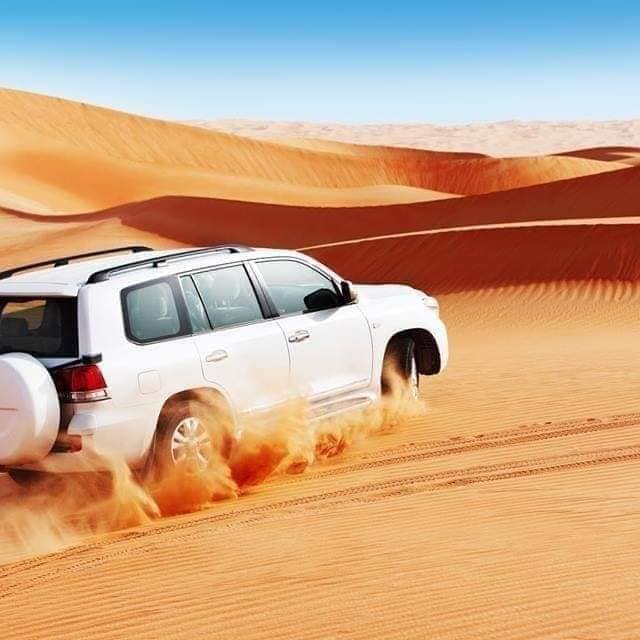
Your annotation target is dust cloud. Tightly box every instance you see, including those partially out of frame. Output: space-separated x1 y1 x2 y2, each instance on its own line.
0 377 423 564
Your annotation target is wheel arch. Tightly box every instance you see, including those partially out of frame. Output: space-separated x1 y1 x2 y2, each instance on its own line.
155 387 235 425
385 328 441 376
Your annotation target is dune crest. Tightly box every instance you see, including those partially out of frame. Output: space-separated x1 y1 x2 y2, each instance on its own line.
2 162 636 254
555 145 640 166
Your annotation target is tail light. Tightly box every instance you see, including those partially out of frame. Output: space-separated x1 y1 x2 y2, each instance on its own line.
54 364 110 403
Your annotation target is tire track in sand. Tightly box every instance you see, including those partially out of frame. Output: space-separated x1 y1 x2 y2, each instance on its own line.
2 413 640 598
3 441 640 598
302 412 640 481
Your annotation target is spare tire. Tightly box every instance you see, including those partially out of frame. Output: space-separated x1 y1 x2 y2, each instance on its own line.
0 353 60 466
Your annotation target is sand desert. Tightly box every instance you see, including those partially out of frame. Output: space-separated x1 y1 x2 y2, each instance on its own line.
194 117 640 159
2 88 640 639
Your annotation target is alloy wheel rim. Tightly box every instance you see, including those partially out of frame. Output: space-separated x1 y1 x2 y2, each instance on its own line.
170 416 212 469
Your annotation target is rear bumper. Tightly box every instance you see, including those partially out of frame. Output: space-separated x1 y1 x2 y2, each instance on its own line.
9 437 119 473
10 401 157 473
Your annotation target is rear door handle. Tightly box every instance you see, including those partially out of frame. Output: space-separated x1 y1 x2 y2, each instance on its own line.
205 349 229 362
288 330 310 343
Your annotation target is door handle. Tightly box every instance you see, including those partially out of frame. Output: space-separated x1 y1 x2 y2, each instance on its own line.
288 330 310 343
205 349 229 362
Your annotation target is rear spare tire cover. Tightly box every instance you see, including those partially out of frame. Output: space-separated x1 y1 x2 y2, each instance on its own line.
0 353 60 465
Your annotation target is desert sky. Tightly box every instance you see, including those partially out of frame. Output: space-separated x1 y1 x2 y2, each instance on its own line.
1 88 640 639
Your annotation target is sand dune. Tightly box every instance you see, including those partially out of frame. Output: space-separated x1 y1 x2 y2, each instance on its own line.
2 161 633 253
0 142 453 212
0 88 462 209
0 88 629 214
307 223 640 293
2 89 640 640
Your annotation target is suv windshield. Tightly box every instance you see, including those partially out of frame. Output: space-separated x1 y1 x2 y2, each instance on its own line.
0 297 78 358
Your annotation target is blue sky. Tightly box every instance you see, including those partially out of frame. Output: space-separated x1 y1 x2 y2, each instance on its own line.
1 0 639 123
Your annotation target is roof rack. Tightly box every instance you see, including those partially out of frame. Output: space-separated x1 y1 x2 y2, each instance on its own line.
0 246 152 281
86 245 253 284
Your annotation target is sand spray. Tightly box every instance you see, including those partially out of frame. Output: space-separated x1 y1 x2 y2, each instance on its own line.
0 368 423 562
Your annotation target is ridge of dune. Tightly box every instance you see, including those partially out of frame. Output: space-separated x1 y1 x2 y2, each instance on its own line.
1 164 639 294
300 216 640 250
0 88 630 214
377 154 627 196
306 223 640 294
0 88 458 209
3 162 632 251
0 137 457 212
251 136 488 159
555 146 640 166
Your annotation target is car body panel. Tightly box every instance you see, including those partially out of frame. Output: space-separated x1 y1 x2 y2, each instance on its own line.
275 304 373 400
193 318 291 414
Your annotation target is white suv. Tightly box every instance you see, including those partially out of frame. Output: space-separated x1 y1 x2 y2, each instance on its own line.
0 246 448 484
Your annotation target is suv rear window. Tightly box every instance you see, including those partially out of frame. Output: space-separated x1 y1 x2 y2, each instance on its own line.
0 297 78 358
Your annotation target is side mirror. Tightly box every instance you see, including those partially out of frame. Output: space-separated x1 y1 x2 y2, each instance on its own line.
340 280 358 304
304 288 341 312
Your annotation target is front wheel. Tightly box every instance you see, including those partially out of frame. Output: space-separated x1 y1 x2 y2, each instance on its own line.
381 337 420 400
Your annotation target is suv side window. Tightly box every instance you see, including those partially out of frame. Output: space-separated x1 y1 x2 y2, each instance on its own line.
192 265 264 329
124 281 182 342
256 260 341 315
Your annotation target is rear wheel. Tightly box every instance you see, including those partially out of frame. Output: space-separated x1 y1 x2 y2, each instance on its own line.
146 399 234 481
382 337 420 400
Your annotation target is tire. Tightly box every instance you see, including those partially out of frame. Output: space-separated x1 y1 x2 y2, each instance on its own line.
381 337 420 399
145 398 234 482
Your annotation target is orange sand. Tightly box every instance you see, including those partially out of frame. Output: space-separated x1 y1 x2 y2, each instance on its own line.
1 89 640 640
